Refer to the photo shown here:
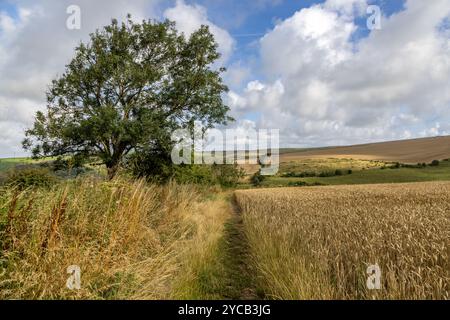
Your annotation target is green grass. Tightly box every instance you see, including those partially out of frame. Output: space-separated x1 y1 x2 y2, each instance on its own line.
263 160 450 187
279 158 386 175
0 157 52 172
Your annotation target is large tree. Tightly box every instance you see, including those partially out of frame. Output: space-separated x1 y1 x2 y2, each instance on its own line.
23 16 232 179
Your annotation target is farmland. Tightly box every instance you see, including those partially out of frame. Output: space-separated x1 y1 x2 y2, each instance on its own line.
261 159 450 187
235 182 450 299
281 136 450 164
1 136 450 300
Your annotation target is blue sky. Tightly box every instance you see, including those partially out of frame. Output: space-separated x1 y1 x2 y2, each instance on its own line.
157 0 407 81
0 0 449 157
173 0 407 70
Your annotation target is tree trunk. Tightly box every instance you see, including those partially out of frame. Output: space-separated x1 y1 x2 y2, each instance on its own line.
107 163 120 180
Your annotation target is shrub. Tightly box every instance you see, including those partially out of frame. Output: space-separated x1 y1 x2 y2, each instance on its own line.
282 171 316 178
50 156 91 178
125 151 244 187
301 171 317 178
5 167 57 190
430 160 440 167
213 164 245 187
318 171 335 177
390 162 401 169
288 181 307 187
172 164 244 187
250 170 266 187
287 181 325 187
335 169 344 176
52 156 85 171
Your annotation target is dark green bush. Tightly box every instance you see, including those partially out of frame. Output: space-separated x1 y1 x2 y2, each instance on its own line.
250 170 266 187
430 160 440 166
53 155 87 170
287 181 307 187
282 171 316 178
335 169 344 176
390 162 401 169
5 168 57 190
300 171 317 178
287 181 325 187
127 150 244 187
213 164 245 187
318 171 335 177
172 163 244 187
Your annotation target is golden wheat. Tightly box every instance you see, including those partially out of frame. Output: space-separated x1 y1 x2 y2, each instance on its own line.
235 182 450 300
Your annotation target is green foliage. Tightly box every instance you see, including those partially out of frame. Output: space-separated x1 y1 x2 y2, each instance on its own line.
126 148 244 187
282 171 316 178
287 181 325 187
5 168 57 190
430 160 440 166
250 170 266 187
392 162 401 169
52 155 85 171
172 164 244 187
213 164 246 187
173 165 216 185
23 16 232 179
318 171 335 177
264 159 450 187
282 168 353 179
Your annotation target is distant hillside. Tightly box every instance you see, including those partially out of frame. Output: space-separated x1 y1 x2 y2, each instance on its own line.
281 136 450 164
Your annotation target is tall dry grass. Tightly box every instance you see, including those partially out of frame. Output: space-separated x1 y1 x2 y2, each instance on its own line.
0 177 223 299
235 182 450 300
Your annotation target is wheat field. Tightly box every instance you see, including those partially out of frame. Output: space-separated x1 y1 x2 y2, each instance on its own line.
235 182 450 300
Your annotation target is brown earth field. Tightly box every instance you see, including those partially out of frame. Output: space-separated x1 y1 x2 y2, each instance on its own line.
280 136 450 164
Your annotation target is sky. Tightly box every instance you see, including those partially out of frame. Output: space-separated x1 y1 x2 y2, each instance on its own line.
0 0 449 157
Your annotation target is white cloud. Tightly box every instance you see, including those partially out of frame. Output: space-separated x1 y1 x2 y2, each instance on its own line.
224 61 251 89
260 4 356 77
164 0 235 63
2 0 450 156
229 0 450 147
324 0 367 17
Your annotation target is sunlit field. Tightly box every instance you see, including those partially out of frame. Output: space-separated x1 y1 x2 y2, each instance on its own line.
235 182 450 300
0 177 230 299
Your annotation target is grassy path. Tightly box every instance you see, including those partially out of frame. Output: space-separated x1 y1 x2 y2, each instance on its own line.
219 198 260 299
175 193 262 300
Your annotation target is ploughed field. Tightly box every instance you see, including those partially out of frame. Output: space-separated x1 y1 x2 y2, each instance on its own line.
235 182 450 299
281 136 450 164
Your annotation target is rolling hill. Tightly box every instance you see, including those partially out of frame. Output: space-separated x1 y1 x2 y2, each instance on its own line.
281 136 450 164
